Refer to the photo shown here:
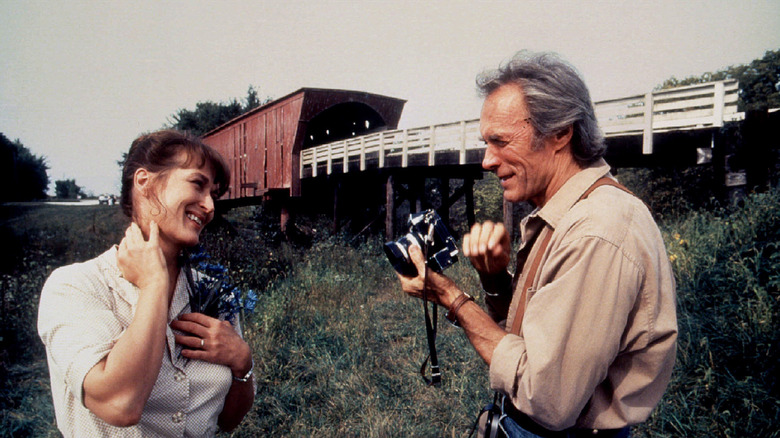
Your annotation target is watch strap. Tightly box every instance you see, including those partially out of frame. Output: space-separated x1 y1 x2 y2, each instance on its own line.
232 359 254 382
446 293 474 326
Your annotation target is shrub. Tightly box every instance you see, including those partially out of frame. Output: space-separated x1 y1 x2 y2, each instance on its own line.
0 204 128 436
638 189 780 437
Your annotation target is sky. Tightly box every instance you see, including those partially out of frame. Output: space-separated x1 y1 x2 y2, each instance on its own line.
1 0 779 196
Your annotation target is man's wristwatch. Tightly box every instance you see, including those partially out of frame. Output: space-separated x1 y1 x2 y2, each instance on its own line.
446 293 474 327
232 359 254 382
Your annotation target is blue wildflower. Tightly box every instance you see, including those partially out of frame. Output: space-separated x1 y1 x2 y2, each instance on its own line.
184 247 258 323
244 289 258 313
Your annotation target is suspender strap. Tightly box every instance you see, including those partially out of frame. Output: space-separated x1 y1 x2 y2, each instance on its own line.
580 177 634 202
509 177 635 335
509 226 552 335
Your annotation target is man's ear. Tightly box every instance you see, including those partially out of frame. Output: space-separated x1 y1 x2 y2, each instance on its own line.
551 125 574 152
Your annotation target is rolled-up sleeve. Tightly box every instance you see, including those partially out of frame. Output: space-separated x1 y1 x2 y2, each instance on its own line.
489 235 643 430
482 270 514 325
38 265 125 407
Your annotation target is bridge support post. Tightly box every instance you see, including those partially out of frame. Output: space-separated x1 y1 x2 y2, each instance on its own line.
333 179 341 234
385 174 394 240
743 109 773 191
440 178 450 228
465 178 475 227
280 205 290 233
413 178 423 214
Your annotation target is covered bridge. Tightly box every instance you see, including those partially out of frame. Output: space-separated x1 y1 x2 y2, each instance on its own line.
202 88 406 203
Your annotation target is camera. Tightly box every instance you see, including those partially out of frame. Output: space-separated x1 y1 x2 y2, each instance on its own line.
384 209 459 276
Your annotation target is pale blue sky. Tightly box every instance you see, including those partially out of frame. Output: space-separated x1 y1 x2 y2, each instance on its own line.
2 0 779 195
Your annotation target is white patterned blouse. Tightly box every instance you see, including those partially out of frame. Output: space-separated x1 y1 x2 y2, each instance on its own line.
38 246 243 437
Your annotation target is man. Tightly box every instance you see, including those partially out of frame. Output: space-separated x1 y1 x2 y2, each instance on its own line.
397 51 677 437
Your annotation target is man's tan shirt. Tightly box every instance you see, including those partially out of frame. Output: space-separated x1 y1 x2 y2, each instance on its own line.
486 159 678 431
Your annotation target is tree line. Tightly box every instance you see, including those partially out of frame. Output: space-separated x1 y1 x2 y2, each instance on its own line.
1 133 87 202
0 133 50 202
3 86 266 202
168 85 268 136
658 49 780 111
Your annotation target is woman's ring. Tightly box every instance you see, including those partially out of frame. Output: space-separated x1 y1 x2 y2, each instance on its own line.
200 339 205 348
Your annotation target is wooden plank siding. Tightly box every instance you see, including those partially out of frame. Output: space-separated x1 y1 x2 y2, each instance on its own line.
202 95 302 199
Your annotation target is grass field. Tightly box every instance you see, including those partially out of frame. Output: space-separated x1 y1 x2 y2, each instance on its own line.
1 184 778 437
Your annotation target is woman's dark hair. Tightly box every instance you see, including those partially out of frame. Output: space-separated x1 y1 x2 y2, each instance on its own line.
476 50 606 165
120 129 230 219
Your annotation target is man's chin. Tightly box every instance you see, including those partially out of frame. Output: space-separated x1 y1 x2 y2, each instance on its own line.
502 191 523 204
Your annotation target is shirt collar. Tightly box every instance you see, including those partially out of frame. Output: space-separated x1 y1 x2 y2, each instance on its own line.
99 246 139 309
99 245 189 322
169 271 190 321
535 158 611 229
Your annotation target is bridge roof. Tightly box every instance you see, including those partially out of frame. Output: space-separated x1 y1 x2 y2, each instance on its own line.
202 87 407 137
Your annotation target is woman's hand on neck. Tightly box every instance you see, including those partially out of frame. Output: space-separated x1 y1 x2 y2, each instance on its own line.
117 222 171 296
145 223 185 302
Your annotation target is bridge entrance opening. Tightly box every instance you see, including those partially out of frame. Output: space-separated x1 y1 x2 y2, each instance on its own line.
304 102 387 148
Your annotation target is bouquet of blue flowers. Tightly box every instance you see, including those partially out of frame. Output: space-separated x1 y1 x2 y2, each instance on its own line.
183 247 257 323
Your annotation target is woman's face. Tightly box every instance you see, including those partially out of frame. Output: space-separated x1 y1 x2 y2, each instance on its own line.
136 151 217 254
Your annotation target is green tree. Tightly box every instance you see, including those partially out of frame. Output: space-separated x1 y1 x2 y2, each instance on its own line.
0 133 49 202
168 100 244 137
54 178 84 199
244 85 262 112
167 85 271 137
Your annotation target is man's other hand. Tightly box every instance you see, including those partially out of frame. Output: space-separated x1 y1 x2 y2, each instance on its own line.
463 221 511 275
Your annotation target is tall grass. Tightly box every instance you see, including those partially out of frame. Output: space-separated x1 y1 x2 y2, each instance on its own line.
224 235 491 437
0 204 128 436
196 207 494 436
1 184 778 437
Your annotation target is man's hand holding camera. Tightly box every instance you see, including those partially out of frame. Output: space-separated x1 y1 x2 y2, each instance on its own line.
392 216 511 367
395 220 511 308
395 243 461 308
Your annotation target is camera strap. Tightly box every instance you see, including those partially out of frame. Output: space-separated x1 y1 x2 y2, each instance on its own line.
420 223 441 386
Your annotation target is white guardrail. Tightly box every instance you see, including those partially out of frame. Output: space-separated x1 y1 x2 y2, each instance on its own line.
301 79 740 177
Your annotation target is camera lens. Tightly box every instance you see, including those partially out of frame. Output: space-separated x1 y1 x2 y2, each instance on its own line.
384 235 420 276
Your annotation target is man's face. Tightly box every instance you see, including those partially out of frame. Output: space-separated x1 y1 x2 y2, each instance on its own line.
479 83 558 206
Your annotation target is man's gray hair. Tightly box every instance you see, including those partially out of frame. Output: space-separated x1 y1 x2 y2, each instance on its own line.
476 51 606 164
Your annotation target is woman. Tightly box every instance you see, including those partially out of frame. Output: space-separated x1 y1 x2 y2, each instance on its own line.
38 130 255 437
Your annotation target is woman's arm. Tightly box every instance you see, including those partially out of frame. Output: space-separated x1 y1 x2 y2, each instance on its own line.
217 361 255 431
82 222 170 426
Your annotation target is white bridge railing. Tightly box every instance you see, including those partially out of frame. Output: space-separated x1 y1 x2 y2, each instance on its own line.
595 79 740 153
301 79 740 177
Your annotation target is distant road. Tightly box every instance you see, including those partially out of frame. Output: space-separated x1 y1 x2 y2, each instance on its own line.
44 199 101 206
1 200 105 207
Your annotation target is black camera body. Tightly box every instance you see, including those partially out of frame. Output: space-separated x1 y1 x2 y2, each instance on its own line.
384 209 458 276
